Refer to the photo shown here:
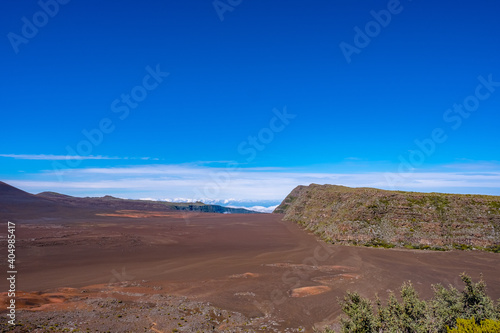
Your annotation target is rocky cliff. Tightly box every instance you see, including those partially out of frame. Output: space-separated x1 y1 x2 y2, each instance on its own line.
274 184 500 251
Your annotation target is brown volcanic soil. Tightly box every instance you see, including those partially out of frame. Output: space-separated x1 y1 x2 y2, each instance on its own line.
1 213 500 332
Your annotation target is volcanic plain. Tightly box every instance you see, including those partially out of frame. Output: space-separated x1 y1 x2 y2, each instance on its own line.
1 211 500 332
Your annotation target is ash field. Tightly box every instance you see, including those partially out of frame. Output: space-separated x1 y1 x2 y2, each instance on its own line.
1 182 500 332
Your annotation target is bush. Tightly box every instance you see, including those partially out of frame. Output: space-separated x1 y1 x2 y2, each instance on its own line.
447 318 500 332
429 283 462 331
460 274 498 323
339 292 376 333
375 282 428 332
327 274 500 333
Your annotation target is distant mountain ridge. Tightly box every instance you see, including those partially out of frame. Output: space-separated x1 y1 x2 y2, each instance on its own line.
36 191 257 214
0 181 258 220
274 184 500 251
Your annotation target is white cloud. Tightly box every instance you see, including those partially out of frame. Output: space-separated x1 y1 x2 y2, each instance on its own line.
228 205 279 213
5 162 500 202
0 154 156 161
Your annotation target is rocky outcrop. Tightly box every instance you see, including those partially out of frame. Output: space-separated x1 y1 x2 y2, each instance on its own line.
274 184 500 251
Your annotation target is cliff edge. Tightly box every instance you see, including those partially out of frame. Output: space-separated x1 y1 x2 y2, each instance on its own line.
274 184 500 251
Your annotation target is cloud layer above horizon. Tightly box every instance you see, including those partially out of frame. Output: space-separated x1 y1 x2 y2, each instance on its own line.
4 162 500 210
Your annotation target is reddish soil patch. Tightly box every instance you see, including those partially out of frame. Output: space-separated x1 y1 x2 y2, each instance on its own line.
290 286 331 297
95 210 176 218
312 274 361 285
229 272 260 278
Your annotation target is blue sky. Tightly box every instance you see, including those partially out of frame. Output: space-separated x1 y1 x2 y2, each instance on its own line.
1 0 500 210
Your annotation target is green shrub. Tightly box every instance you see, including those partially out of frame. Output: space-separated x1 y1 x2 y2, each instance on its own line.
447 317 500 332
376 282 428 333
460 274 497 323
328 274 500 333
429 283 463 331
339 292 376 333
486 244 500 253
453 244 474 251
364 239 395 249
489 201 500 209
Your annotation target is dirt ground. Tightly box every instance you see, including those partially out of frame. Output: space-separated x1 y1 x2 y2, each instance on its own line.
1 212 499 332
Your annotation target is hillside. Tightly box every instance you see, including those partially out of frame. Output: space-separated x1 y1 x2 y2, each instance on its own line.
0 181 53 205
36 191 256 214
0 181 64 218
0 181 257 220
274 184 500 251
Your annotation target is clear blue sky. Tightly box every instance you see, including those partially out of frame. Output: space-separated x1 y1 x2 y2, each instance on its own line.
1 0 500 208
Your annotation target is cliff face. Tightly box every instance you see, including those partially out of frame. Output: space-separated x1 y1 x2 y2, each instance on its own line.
274 184 500 251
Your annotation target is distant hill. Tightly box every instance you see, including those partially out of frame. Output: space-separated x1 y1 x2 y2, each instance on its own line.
0 181 62 218
274 184 500 251
0 181 258 220
36 191 257 214
0 181 52 205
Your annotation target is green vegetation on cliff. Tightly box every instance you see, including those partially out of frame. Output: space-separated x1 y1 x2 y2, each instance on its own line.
274 184 500 251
